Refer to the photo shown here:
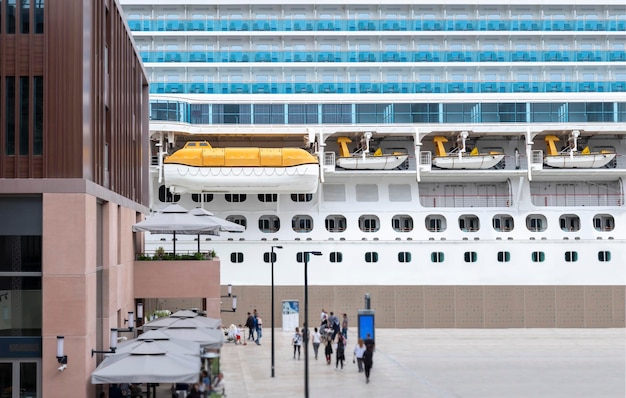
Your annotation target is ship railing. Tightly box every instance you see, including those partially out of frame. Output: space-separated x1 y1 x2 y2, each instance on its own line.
419 151 432 171
419 194 513 208
530 150 544 170
323 152 336 172
531 193 623 207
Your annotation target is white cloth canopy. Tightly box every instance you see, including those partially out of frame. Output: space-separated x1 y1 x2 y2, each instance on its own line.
132 204 220 253
91 340 200 384
143 314 222 330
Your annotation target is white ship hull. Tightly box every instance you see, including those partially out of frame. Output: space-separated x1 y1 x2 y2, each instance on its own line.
163 164 320 194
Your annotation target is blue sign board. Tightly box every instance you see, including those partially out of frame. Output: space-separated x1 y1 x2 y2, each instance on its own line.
357 310 375 341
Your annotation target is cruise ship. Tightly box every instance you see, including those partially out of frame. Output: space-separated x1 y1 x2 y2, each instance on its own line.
120 0 626 328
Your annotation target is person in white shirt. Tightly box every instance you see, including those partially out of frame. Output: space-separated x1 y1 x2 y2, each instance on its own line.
353 338 366 372
312 327 322 360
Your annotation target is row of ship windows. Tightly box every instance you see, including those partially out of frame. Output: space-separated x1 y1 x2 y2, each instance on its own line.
127 19 626 33
228 250 613 264
151 101 625 125
159 190 616 234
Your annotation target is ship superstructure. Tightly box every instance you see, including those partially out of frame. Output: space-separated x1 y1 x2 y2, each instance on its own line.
120 0 626 327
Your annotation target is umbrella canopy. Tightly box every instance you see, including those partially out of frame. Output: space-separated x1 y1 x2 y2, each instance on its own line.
189 207 245 232
190 207 245 252
143 312 222 330
91 340 200 384
112 332 201 356
132 204 220 254
157 327 224 349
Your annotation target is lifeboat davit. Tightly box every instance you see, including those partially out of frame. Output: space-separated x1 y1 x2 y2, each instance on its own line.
431 135 505 170
543 134 616 169
163 141 320 193
335 135 409 170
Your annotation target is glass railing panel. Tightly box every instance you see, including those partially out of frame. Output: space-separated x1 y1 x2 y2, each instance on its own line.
147 80 625 95
141 49 626 65
132 17 625 33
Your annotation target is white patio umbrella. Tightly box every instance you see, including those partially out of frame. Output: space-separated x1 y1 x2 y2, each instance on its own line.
112 330 201 356
143 314 221 330
132 204 220 254
189 207 245 252
157 326 225 349
91 340 200 384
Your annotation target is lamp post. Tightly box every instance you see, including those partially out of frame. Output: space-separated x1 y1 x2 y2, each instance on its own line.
270 245 283 378
303 251 322 398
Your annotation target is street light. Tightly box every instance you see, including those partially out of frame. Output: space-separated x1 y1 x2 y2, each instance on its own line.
270 245 283 378
303 250 322 398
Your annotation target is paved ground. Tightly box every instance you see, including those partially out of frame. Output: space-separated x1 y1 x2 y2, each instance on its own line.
156 328 625 398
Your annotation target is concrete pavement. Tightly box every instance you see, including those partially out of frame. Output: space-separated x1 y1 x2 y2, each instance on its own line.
158 328 625 398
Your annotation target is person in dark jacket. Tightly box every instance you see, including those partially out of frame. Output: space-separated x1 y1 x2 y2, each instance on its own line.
245 312 255 341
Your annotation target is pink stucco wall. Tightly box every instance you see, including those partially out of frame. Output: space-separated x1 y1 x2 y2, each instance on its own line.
134 259 221 318
41 193 138 397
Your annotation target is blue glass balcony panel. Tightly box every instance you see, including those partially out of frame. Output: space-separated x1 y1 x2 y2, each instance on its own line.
148 80 624 95
130 17 624 33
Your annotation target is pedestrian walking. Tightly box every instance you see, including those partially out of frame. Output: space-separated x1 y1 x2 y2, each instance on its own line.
335 335 346 370
324 338 333 365
363 333 375 383
328 312 340 341
292 327 302 359
245 312 255 341
312 327 321 360
255 314 263 345
353 338 366 372
341 313 349 339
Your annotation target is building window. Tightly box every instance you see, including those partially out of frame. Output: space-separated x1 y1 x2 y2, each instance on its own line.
34 0 44 33
425 215 446 232
431 252 444 263
593 215 614 232
291 193 313 202
6 0 16 34
359 215 379 232
459 215 480 232
33 76 43 155
497 251 511 262
230 252 244 263
192 193 213 203
564 251 578 262
19 77 29 155
531 251 545 262
492 215 514 232
259 215 280 233
464 251 478 262
598 251 611 262
5 77 15 155
559 215 580 232
365 252 378 263
330 252 343 263
398 252 411 263
325 215 346 232
19 0 29 34
526 215 547 232
292 215 313 233
392 215 413 232
158 185 180 203
258 194 277 203
226 215 247 231
225 194 247 203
